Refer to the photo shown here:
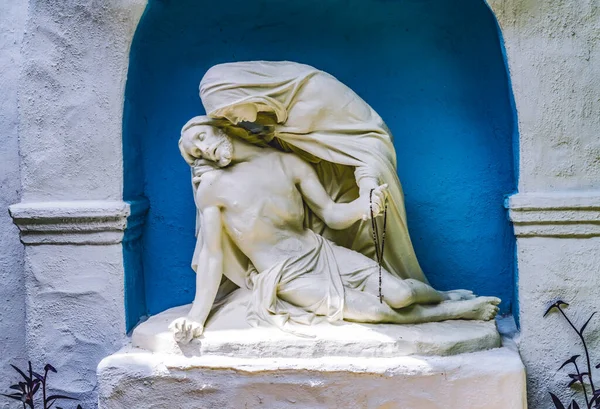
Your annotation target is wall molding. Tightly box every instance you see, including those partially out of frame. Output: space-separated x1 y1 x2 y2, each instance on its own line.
507 192 600 238
9 200 131 245
123 198 150 243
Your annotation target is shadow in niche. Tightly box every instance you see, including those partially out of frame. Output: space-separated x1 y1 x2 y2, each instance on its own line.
122 0 517 330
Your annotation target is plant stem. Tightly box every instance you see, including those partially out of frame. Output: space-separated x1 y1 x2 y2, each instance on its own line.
574 361 591 409
583 341 596 402
27 362 35 409
29 387 35 409
42 369 47 409
559 306 595 408
560 307 596 391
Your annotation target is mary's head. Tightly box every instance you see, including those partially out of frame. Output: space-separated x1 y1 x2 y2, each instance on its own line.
212 103 259 125
199 61 320 125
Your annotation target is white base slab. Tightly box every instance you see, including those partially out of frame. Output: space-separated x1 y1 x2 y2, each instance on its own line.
98 341 526 409
132 289 502 358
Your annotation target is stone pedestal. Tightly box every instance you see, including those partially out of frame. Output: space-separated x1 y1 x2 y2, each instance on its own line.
98 292 525 408
98 341 525 409
131 289 502 358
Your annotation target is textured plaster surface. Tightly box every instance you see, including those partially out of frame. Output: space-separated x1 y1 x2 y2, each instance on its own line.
509 191 600 237
0 0 27 406
487 1 600 408
7 0 147 407
488 0 600 191
24 244 127 407
18 0 147 202
97 343 526 409
517 237 600 409
9 200 130 244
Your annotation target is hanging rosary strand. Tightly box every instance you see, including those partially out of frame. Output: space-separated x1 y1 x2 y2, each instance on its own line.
369 188 388 303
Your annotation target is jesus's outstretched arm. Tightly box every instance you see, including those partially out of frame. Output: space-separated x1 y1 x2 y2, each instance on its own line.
286 155 387 230
169 205 223 343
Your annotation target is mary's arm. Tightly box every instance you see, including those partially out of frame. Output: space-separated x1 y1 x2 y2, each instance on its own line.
355 165 381 197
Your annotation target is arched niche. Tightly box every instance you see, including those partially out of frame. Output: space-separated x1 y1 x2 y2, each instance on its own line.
123 0 517 330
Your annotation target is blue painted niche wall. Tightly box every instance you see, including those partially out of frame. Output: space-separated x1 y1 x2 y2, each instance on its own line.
123 0 517 329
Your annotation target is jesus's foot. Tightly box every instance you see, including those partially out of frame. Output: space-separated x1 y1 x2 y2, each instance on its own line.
169 317 204 344
454 296 501 321
441 289 476 301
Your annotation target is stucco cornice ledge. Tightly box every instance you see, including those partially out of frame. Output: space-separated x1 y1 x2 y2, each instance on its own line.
507 192 600 238
9 201 130 245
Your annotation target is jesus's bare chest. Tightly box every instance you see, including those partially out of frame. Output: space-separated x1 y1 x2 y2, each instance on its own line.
215 155 304 229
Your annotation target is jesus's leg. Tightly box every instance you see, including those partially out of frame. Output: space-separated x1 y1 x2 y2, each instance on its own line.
343 288 500 324
360 268 473 309
334 243 473 310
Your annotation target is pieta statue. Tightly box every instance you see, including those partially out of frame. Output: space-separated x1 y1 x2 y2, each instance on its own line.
170 61 499 343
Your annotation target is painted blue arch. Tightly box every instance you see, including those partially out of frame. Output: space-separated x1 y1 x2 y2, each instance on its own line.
123 0 517 330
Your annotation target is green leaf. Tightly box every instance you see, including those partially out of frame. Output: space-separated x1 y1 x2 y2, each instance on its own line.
580 312 596 334
550 392 566 409
45 394 77 403
10 365 30 382
559 355 580 371
0 393 25 401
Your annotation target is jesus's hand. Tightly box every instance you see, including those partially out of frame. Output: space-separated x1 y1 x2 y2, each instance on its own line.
169 317 204 344
361 183 388 221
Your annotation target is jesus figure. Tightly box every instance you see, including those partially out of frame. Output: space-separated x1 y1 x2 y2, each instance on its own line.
170 116 499 343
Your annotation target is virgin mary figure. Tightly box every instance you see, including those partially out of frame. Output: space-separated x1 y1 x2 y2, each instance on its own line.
198 61 429 285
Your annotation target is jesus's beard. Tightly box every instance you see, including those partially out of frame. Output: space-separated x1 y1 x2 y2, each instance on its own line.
215 135 233 167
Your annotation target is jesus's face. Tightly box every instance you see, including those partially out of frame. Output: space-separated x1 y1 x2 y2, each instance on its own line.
180 125 233 167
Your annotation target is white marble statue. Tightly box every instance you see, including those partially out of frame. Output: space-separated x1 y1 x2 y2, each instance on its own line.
170 62 500 343
198 61 426 283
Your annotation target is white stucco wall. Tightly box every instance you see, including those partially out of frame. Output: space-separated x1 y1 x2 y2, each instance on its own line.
0 1 27 406
1 1 598 408
489 0 600 191
488 1 600 408
18 0 145 202
5 1 146 407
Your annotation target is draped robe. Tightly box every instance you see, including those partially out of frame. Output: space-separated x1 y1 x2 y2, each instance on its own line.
192 61 428 305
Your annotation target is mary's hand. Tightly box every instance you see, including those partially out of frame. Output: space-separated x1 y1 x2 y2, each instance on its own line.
192 159 220 186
